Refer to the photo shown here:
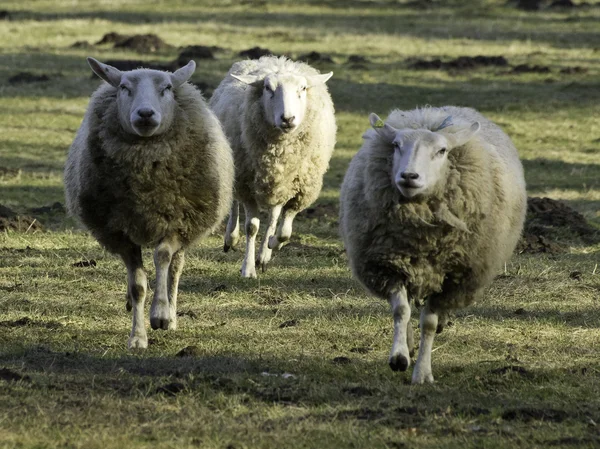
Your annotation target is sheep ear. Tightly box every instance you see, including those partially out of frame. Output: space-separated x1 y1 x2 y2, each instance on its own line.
307 72 333 86
443 122 480 148
87 57 122 87
230 74 263 87
171 60 196 87
369 113 397 142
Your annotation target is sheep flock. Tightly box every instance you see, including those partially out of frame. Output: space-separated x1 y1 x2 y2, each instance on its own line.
63 54 528 384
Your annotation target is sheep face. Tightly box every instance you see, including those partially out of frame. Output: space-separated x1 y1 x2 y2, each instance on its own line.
231 71 333 133
87 57 196 137
369 113 480 199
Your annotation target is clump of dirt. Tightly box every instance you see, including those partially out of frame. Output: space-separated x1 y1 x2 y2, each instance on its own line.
512 64 551 74
348 55 369 64
501 407 567 422
517 197 599 254
30 201 65 215
298 51 334 64
72 259 96 268
239 46 274 59
96 32 129 45
176 345 201 357
70 40 92 48
409 55 508 71
8 72 51 84
175 45 220 66
0 368 31 383
560 66 588 74
516 0 543 10
155 382 185 396
114 34 173 53
279 319 298 329
92 59 174 73
0 166 21 181
0 10 12 20
0 205 43 232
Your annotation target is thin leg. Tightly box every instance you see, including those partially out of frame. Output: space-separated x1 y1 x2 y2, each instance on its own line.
407 321 415 357
241 202 260 278
388 286 412 371
224 201 240 252
150 234 182 330
268 208 298 250
120 244 148 349
257 204 283 272
412 305 438 384
167 249 185 331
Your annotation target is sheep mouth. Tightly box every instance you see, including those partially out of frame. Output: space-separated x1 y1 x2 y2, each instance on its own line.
132 120 160 137
277 124 297 133
397 181 425 198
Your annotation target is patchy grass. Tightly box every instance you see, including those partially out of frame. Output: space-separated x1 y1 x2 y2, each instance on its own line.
0 1 599 448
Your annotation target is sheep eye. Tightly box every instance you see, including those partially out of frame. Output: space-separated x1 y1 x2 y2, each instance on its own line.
161 84 173 95
438 147 447 156
393 142 402 151
264 85 272 92
301 86 307 92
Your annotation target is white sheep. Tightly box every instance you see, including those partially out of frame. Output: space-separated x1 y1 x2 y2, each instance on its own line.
339 106 526 383
209 56 336 278
64 58 234 349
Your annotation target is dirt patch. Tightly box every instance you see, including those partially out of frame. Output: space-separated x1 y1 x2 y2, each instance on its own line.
71 259 96 268
96 32 129 45
332 356 352 365
409 55 508 71
155 382 185 396
0 10 11 20
94 59 174 73
349 346 373 354
176 345 201 357
0 166 21 181
516 0 542 10
560 66 588 74
279 319 298 329
489 365 533 378
239 47 274 59
30 202 65 215
342 386 375 396
175 45 223 66
0 316 63 329
512 64 551 74
8 72 52 84
70 40 92 48
0 204 43 232
517 233 565 254
0 367 31 383
298 51 334 64
348 55 369 64
502 407 568 423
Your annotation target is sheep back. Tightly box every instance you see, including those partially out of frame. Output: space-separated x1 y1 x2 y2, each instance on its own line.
340 106 526 310
65 82 234 252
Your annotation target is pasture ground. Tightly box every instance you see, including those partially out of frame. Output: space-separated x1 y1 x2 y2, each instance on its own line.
0 1 599 448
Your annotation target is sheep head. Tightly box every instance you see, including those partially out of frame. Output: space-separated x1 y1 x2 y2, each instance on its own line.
369 113 480 199
87 57 196 137
231 71 332 133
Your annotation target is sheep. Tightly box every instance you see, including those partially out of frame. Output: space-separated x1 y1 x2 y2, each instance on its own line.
64 57 234 349
209 56 336 278
339 106 527 384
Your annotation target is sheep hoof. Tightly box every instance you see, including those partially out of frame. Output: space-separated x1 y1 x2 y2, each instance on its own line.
412 370 434 384
150 317 170 330
436 323 444 334
126 299 132 312
128 335 148 350
389 354 409 372
223 243 230 253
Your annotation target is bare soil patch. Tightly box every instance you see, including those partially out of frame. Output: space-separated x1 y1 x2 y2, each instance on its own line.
8 72 52 84
0 204 42 232
239 47 274 59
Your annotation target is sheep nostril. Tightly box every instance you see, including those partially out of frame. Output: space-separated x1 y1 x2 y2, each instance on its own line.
138 108 155 119
400 172 419 180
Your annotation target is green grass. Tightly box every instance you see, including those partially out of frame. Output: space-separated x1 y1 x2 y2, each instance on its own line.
1 1 599 448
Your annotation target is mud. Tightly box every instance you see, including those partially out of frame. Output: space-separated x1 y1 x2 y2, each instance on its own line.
298 51 334 64
239 47 274 59
175 45 225 67
0 204 43 232
409 55 508 70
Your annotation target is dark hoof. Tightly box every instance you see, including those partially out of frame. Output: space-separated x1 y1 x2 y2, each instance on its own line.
389 354 409 372
223 243 230 253
150 318 169 330
436 323 444 334
126 300 132 312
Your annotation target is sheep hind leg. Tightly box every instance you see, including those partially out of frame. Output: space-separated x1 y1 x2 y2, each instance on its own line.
388 286 412 372
150 234 182 330
166 249 185 331
241 202 260 278
120 243 148 349
257 204 283 272
224 201 240 252
412 305 438 384
268 208 298 251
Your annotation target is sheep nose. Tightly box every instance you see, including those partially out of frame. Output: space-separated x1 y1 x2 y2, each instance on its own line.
137 108 155 118
401 172 419 180
280 114 295 125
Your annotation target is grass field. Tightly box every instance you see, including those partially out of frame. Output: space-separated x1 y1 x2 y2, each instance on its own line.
0 1 599 448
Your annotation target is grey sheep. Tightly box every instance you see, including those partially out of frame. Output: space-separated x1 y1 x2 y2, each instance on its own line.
64 58 234 349
340 106 526 383
210 56 336 278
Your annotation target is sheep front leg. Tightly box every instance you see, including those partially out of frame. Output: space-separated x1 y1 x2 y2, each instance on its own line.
268 208 298 250
120 244 148 349
241 202 260 278
412 305 438 384
166 249 185 331
388 286 412 371
224 201 240 252
257 204 283 272
150 235 182 330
